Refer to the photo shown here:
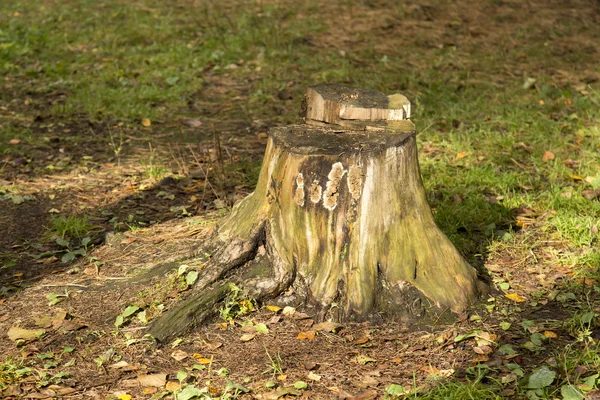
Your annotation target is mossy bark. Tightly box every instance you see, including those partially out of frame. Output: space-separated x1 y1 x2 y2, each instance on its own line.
148 121 481 342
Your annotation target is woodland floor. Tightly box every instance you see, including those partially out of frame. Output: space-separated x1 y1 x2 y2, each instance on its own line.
1 0 600 399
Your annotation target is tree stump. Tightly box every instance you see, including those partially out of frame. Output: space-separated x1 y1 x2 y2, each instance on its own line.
148 84 481 342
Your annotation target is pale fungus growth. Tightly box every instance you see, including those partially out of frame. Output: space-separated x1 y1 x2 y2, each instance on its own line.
310 180 322 203
294 173 305 206
347 165 362 200
323 162 346 210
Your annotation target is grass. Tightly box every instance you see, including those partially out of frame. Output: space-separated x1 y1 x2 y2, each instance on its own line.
48 214 93 239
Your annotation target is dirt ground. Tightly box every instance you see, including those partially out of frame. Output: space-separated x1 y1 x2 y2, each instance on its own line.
1 0 600 399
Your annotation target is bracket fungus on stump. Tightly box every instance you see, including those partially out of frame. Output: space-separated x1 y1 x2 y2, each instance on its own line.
148 84 482 342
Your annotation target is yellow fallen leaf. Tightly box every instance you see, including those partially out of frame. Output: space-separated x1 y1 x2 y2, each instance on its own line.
192 354 212 364
266 305 281 313
143 387 158 395
455 151 468 160
297 331 315 340
543 331 558 339
391 358 402 363
277 374 287 381
505 293 526 303
165 381 180 391
141 118 151 127
118 395 132 400
571 175 583 181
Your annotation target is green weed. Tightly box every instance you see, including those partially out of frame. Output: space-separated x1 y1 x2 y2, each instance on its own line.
0 358 32 390
48 214 93 239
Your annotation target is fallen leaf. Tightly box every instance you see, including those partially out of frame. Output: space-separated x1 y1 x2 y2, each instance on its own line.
181 118 202 128
7 327 45 341
265 305 281 313
543 331 558 339
171 349 188 361
505 293 526 303
117 394 132 400
277 374 287 381
141 118 151 127
142 387 157 395
137 373 167 387
33 315 55 328
391 358 402 363
473 345 493 355
542 151 555 162
165 381 180 391
240 333 256 342
354 337 370 345
109 361 129 369
422 365 440 375
307 371 321 381
192 354 212 364
349 389 378 399
313 321 343 333
204 341 223 350
455 151 468 160
60 319 86 332
297 331 315 340
281 306 296 316
352 354 376 365
356 375 379 388
9 138 21 144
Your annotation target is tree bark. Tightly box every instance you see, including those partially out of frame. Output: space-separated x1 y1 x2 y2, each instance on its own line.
148 85 481 342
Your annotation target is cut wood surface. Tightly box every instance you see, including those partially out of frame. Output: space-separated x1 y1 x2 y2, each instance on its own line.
305 84 411 127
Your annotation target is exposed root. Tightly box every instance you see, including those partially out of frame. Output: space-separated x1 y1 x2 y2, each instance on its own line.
147 222 295 343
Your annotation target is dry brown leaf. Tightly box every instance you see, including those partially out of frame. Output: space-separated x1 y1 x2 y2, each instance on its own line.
239 333 256 342
180 119 202 128
313 321 343 333
170 350 188 361
473 345 493 355
297 331 315 340
137 373 166 388
307 371 321 381
9 138 21 145
51 311 67 330
354 337 370 345
109 361 129 369
281 306 296 316
204 341 223 350
391 358 402 363
542 151 555 162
